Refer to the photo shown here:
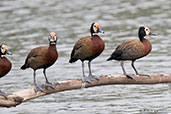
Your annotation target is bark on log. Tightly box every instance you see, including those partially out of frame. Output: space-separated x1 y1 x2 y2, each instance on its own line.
0 73 171 108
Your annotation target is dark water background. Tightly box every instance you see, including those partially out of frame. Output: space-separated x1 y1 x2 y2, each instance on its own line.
0 0 171 113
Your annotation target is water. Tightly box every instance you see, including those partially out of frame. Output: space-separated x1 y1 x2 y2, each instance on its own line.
0 0 171 113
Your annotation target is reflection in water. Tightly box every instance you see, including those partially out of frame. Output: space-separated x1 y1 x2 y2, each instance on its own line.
0 0 171 113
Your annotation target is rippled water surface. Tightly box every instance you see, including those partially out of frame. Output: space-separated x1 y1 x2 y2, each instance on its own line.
0 0 171 113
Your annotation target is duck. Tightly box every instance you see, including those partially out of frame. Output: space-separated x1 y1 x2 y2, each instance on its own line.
0 44 12 98
69 22 105 83
21 32 58 92
107 26 156 79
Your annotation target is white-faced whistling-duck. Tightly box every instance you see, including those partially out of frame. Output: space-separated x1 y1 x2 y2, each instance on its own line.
107 26 156 79
0 44 12 98
21 32 58 92
69 22 105 83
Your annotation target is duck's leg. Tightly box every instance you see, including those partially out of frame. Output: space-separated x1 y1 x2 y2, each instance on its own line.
82 61 91 83
120 61 134 79
0 89 8 99
33 70 44 92
43 69 59 89
88 61 99 80
131 60 149 77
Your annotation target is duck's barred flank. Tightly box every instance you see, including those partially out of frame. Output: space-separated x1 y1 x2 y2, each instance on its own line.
69 22 105 83
107 26 156 79
0 44 12 98
20 32 58 93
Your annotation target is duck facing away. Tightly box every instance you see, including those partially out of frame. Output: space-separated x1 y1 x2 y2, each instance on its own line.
69 22 105 83
21 32 58 92
107 26 156 79
0 44 12 98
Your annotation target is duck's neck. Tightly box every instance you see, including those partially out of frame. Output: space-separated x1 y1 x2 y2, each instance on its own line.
138 34 145 42
0 53 3 58
91 33 98 37
49 41 56 45
49 44 56 48
0 55 4 58
0 51 2 56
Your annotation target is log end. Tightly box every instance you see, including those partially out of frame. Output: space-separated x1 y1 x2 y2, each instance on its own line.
0 95 24 108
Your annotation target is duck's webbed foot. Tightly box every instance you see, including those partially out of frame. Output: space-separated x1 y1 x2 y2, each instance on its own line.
89 75 99 81
34 85 45 93
44 82 59 89
0 90 8 99
125 74 135 79
82 76 92 83
137 74 150 77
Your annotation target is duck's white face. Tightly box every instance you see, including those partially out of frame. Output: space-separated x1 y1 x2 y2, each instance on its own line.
48 32 57 44
144 26 151 35
1 44 8 55
93 23 101 33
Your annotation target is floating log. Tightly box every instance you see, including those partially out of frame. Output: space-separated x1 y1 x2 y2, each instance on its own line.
0 73 171 108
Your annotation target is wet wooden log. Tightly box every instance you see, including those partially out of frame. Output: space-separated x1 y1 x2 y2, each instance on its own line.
0 73 171 108
0 96 23 108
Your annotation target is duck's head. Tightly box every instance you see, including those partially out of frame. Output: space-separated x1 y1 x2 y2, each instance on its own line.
0 44 12 56
139 26 156 38
90 22 104 36
48 32 58 45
